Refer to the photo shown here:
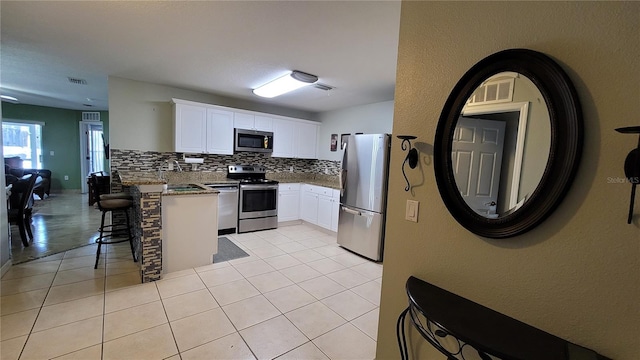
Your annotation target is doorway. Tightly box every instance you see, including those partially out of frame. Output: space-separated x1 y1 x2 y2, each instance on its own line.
79 121 106 193
460 101 530 212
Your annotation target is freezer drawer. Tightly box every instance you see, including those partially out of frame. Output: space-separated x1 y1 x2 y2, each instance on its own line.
337 205 384 261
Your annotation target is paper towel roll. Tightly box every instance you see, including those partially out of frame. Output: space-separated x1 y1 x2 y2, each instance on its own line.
184 158 204 164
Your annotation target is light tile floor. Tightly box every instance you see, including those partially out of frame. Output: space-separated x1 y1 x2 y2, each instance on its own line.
1 224 382 360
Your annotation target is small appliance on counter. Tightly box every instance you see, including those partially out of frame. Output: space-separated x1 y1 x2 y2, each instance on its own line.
338 134 391 261
227 165 279 233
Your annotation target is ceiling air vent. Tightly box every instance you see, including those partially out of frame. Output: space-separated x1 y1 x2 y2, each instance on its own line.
82 112 100 121
313 83 333 91
68 77 88 85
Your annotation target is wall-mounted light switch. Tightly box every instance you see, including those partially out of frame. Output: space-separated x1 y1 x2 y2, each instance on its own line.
406 200 419 222
50 150 55 156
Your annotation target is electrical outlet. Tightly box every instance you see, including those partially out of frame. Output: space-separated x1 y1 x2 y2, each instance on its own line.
406 200 419 222
50 150 55 156
64 175 69 181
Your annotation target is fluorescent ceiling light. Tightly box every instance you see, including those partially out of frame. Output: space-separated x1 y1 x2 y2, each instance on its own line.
253 70 318 98
1 95 18 102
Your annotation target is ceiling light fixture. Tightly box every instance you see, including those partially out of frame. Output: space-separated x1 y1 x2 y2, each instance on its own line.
253 70 318 98
1 95 19 103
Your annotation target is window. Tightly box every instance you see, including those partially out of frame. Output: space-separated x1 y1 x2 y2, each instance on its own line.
2 121 43 169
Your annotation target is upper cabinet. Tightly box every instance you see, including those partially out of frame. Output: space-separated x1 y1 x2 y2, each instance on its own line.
173 98 318 158
234 113 273 132
272 118 296 158
174 102 208 154
296 121 318 159
272 118 318 159
173 99 234 155
206 108 234 155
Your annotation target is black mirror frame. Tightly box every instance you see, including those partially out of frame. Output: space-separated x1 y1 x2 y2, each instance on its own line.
434 49 583 238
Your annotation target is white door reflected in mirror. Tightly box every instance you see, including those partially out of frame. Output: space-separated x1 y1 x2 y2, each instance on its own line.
452 72 551 218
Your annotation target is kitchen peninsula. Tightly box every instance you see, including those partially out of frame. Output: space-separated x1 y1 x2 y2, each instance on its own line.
118 171 220 282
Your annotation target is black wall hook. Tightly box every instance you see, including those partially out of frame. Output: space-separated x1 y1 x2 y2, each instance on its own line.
615 126 640 224
397 135 418 191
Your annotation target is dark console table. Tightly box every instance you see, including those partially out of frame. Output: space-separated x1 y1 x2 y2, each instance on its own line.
399 276 610 360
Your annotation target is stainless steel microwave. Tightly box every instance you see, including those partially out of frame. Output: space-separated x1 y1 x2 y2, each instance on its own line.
234 128 274 153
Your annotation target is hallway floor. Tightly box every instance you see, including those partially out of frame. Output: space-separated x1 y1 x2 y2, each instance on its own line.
10 192 102 264
1 223 382 359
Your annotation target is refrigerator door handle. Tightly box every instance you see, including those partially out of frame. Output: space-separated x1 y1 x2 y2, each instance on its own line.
340 141 348 197
341 206 361 216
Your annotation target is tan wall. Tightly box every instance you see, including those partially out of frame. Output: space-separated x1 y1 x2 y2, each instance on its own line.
108 77 316 152
378 2 639 359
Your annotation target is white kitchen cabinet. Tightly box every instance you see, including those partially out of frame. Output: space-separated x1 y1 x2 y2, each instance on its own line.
272 118 318 159
278 183 300 222
317 193 333 230
317 188 341 231
173 99 234 155
162 193 219 273
300 184 319 224
206 108 234 155
174 103 207 154
296 121 319 159
272 118 296 158
299 184 339 232
234 112 273 132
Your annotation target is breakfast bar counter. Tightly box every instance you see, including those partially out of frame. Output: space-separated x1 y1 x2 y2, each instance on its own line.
117 171 219 282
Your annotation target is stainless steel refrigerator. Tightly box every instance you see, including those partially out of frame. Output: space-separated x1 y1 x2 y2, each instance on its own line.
338 134 391 261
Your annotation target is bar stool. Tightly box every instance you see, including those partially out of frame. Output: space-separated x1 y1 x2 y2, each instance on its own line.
91 171 133 201
90 174 137 269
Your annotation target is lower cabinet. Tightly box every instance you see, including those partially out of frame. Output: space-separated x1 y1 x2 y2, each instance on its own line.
300 185 319 223
278 183 301 222
299 184 340 232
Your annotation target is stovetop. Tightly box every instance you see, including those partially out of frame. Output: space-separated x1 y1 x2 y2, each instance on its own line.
238 178 278 184
227 164 278 185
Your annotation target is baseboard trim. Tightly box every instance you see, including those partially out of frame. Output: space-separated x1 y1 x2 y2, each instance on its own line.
277 220 303 227
1 259 13 277
299 220 337 236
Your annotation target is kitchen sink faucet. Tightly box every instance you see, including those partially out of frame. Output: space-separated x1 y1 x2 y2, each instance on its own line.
172 160 183 172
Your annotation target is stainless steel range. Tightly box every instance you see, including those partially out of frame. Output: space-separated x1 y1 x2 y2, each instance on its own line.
228 165 278 233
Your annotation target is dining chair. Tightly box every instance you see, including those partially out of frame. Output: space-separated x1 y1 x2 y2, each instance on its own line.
8 173 38 247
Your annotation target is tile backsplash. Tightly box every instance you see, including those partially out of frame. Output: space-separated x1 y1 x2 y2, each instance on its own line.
111 149 341 176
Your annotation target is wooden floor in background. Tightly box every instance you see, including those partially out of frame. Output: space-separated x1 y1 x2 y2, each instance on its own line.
10 192 102 264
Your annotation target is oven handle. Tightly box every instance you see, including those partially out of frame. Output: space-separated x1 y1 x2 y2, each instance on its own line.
240 184 279 190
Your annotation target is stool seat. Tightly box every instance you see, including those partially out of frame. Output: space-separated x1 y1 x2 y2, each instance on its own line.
99 198 133 209
100 192 133 201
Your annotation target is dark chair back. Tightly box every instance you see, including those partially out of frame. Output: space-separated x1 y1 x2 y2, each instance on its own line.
89 173 108 211
9 173 37 214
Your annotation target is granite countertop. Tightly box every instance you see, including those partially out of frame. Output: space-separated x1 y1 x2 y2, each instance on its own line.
162 183 219 196
119 170 341 190
267 172 341 190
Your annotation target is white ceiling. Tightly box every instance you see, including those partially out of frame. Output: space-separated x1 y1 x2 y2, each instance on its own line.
0 1 401 114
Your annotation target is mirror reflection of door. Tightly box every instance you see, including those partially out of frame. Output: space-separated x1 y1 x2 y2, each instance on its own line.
453 118 506 216
80 121 105 194
453 72 550 218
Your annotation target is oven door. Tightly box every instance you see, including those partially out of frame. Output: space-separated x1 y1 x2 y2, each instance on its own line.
239 184 278 219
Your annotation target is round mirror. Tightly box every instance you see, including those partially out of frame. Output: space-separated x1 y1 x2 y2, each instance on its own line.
434 49 583 238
